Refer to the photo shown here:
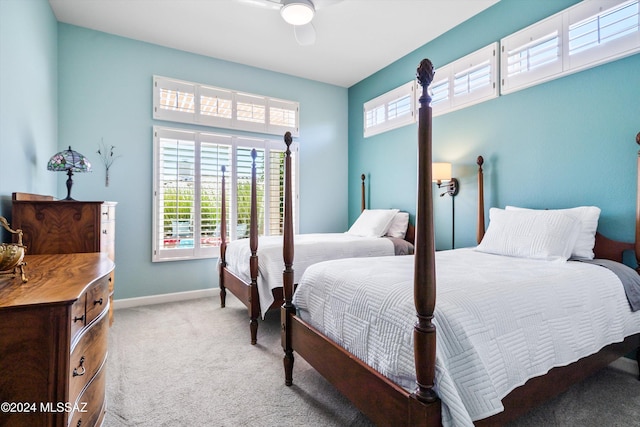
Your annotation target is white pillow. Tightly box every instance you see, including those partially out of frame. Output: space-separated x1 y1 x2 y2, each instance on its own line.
506 205 600 260
347 209 399 238
385 212 409 239
476 208 581 262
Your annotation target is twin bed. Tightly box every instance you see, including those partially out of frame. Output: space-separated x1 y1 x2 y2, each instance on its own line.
279 59 640 425
218 149 418 344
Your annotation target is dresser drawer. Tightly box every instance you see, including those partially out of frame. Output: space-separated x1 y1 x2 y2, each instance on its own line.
85 276 110 325
68 357 107 427
101 203 116 222
69 310 109 405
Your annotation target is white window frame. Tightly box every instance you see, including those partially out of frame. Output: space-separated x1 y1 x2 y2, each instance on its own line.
430 43 499 117
153 76 300 137
501 0 639 95
152 126 299 262
363 81 416 138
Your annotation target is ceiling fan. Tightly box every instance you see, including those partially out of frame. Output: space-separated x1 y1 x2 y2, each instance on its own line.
235 0 344 46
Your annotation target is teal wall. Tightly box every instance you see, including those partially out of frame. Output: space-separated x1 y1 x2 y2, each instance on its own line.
0 0 58 223
348 0 640 250
1 0 348 300
3 0 638 300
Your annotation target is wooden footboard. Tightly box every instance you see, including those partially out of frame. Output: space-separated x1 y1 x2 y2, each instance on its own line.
285 314 441 426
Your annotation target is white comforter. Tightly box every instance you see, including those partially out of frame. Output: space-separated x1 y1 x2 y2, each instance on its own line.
293 248 640 427
223 233 395 315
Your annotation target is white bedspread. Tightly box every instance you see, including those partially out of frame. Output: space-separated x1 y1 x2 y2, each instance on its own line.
223 233 394 315
293 248 640 427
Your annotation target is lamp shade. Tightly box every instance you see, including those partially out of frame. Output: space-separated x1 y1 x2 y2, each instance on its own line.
47 146 91 200
432 162 452 183
281 0 315 26
47 146 92 173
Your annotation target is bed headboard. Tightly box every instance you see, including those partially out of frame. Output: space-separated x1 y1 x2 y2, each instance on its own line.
593 131 640 270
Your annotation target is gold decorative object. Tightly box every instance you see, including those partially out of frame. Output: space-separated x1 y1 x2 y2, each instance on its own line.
0 216 27 283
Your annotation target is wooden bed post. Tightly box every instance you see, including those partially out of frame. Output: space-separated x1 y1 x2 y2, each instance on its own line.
477 156 485 244
281 132 295 385
249 148 260 345
412 59 438 405
219 165 227 308
635 132 640 272
361 174 366 212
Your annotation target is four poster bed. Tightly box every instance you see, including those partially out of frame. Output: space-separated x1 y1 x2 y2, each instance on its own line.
218 149 419 344
280 59 640 426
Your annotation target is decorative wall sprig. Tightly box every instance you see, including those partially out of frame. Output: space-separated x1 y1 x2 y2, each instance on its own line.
97 138 121 187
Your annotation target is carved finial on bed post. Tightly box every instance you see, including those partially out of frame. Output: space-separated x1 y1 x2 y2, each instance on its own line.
635 132 640 274
413 58 439 405
416 58 434 106
282 131 296 385
219 165 228 308
477 156 485 245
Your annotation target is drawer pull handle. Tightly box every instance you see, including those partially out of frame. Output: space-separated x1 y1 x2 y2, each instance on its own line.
73 356 86 377
73 314 85 323
94 298 103 306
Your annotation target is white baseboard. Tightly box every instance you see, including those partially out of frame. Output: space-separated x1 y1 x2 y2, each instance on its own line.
113 288 217 310
609 356 639 377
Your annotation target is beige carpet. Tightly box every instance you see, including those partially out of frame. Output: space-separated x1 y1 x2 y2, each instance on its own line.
104 296 639 426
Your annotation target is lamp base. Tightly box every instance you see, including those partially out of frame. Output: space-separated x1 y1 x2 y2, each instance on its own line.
64 169 75 201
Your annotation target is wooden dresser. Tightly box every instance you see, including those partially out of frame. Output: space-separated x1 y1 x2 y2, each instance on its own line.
11 193 117 324
0 253 114 427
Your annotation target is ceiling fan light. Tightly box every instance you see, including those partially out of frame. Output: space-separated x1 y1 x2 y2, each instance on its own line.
281 0 315 26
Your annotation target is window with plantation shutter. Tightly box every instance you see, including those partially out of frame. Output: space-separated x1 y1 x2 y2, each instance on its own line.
501 0 639 95
427 43 498 117
153 127 299 262
199 85 233 128
153 76 299 137
363 81 416 138
500 15 563 94
567 0 639 70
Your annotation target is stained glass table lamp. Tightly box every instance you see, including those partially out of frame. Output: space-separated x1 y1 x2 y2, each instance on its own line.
47 146 92 200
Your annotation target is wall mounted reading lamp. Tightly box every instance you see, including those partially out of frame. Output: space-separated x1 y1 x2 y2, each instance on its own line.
432 162 459 197
432 162 458 249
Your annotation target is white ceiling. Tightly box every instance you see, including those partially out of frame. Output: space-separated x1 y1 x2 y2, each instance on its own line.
48 0 499 88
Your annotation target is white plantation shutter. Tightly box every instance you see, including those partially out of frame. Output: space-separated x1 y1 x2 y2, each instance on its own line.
267 147 296 236
235 144 265 238
269 99 299 136
429 75 451 112
568 0 640 70
153 78 197 122
235 93 267 133
200 134 232 248
501 16 563 94
153 76 299 136
363 81 416 137
451 43 498 109
428 43 498 117
153 127 298 261
501 0 639 95
153 128 199 261
199 85 233 128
